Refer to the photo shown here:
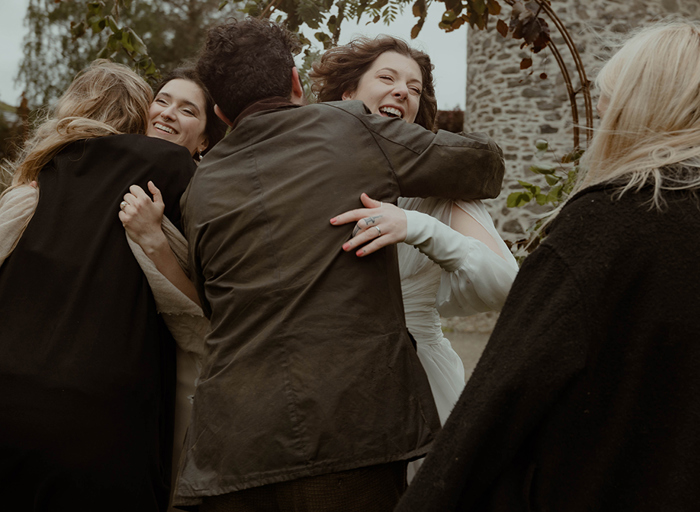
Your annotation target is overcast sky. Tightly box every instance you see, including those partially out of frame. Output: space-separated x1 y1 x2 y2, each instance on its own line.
0 1 466 109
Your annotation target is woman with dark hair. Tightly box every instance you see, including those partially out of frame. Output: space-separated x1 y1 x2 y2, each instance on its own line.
311 36 438 130
147 66 227 161
315 36 519 479
0 60 196 510
120 66 226 304
118 66 226 510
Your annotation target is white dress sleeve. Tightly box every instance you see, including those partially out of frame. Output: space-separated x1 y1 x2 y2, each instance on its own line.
403 199 519 317
0 185 39 267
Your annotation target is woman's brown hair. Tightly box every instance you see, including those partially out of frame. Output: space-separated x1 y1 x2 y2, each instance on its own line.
310 36 437 130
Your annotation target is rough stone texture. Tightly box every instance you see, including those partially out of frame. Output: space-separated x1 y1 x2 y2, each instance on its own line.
466 0 700 244
444 2 700 335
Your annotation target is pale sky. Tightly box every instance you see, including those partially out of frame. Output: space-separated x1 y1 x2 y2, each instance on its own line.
0 1 466 109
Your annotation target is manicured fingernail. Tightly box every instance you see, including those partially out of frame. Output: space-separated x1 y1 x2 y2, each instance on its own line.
342 243 350 251
356 249 364 256
330 218 337 224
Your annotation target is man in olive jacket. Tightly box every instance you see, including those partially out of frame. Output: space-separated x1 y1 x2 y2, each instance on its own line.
176 18 505 509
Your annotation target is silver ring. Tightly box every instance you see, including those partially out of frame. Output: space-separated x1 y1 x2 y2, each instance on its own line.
374 226 381 236
120 201 128 210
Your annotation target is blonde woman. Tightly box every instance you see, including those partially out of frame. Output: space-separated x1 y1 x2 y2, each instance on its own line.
398 21 700 511
0 61 195 510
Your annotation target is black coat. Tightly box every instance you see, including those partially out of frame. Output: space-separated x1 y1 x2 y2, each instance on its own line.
398 183 700 511
177 99 506 498
0 135 195 511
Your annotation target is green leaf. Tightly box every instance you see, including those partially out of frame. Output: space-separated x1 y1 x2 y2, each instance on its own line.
529 164 556 175
87 2 104 16
126 28 148 55
105 15 120 34
106 33 121 51
561 148 585 164
535 193 549 206
517 180 541 195
507 191 533 208
314 31 332 44
545 174 561 186
546 184 563 203
468 0 487 16
442 10 457 23
219 0 230 8
88 15 106 34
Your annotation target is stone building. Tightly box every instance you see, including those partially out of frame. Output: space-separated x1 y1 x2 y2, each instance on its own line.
443 0 700 337
466 0 700 242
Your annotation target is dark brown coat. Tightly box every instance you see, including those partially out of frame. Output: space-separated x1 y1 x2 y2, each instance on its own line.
177 100 505 498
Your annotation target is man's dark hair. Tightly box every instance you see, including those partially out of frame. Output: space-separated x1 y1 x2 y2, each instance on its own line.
197 18 301 122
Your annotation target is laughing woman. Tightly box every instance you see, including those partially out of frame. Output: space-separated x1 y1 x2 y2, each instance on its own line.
314 38 519 479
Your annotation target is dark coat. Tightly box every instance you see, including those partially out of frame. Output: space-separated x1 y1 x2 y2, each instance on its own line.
397 183 700 511
177 99 505 498
0 135 195 511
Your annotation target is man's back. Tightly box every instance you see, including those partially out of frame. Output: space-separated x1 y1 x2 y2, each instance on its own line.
177 100 503 498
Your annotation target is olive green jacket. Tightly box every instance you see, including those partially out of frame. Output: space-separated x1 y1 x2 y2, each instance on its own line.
177 99 504 498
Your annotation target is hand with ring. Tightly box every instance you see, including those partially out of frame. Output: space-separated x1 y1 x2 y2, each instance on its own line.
330 193 407 257
118 181 167 252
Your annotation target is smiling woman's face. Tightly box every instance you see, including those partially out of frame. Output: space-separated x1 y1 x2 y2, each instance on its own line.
147 78 208 156
342 51 422 125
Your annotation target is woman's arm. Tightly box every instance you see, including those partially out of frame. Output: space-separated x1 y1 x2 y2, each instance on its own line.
331 194 518 313
119 181 201 307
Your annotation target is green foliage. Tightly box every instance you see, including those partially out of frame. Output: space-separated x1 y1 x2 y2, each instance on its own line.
506 139 583 256
506 139 581 210
18 0 554 109
223 0 552 68
18 0 240 108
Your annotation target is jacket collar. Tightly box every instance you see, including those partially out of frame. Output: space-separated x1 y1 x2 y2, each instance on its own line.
232 97 300 129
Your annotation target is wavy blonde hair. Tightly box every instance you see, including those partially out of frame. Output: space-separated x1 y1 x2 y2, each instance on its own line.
573 21 700 206
8 60 152 186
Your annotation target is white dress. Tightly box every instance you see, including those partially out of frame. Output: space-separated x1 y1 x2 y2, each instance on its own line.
398 197 519 480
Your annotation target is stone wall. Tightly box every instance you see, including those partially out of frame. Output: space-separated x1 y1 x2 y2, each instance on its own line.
444 0 700 334
466 0 700 242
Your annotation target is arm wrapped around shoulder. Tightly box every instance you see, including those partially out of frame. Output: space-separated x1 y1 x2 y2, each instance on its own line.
451 131 505 199
382 124 505 201
404 209 518 314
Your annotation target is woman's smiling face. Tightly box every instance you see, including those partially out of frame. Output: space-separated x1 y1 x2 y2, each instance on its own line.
342 51 423 125
147 78 208 156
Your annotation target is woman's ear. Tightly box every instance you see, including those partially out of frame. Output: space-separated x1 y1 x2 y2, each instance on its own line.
342 91 354 101
197 136 209 154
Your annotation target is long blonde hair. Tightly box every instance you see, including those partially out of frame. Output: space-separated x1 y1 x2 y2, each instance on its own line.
574 21 700 206
8 60 152 186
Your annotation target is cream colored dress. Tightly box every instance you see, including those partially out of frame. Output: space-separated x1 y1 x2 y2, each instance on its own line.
398 197 519 480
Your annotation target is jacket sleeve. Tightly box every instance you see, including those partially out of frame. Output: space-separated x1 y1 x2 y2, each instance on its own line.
396 245 588 511
356 106 505 200
403 207 518 315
